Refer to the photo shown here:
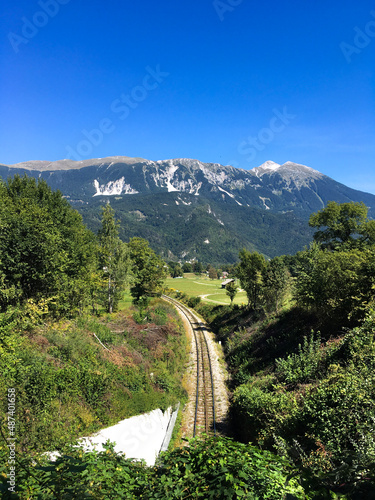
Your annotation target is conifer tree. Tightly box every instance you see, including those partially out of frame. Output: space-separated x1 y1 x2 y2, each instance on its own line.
98 204 129 313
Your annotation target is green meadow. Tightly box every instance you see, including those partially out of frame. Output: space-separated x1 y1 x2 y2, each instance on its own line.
165 273 247 305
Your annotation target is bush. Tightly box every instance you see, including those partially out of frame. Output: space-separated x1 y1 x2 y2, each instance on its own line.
275 332 323 384
187 296 201 308
231 382 297 445
294 368 375 481
0 437 309 499
150 307 167 325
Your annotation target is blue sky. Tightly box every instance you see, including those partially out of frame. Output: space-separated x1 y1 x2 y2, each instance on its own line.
1 0 375 192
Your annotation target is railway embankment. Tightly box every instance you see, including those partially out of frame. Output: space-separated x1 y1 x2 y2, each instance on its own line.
162 295 230 439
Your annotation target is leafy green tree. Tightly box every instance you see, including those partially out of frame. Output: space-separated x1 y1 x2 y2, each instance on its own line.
225 280 238 306
236 249 267 309
309 201 375 250
208 266 218 280
98 204 129 313
193 261 203 274
0 175 96 315
295 245 375 324
128 237 168 306
0 437 309 499
172 264 183 278
182 262 193 273
263 256 290 313
168 261 183 278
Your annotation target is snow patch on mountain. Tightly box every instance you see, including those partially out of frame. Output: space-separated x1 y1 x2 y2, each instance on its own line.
165 164 179 192
178 197 192 206
93 178 138 196
217 186 242 205
218 186 235 198
151 163 203 195
259 161 281 172
259 197 271 210
207 205 225 225
251 161 325 190
253 161 281 177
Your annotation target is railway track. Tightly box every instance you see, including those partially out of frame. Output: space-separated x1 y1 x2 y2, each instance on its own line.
162 295 216 437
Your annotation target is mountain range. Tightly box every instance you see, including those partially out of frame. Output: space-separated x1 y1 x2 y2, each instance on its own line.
1 156 374 264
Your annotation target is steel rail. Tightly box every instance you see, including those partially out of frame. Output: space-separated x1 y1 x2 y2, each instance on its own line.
162 295 216 437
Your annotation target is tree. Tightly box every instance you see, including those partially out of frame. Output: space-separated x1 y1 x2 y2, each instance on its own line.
309 201 375 250
173 264 183 278
295 244 375 324
225 280 238 306
128 237 168 306
168 261 183 278
208 267 218 280
263 256 290 313
182 262 193 273
236 249 266 309
0 175 96 315
98 204 129 313
193 261 203 274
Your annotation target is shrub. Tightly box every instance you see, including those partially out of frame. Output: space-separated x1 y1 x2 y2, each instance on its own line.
187 296 201 308
231 383 297 445
275 332 323 384
0 437 309 499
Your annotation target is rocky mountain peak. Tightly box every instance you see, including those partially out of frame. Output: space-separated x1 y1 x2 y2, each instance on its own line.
253 160 281 174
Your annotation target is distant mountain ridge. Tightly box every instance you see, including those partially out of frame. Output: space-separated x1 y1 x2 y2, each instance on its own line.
1 156 374 263
2 156 373 218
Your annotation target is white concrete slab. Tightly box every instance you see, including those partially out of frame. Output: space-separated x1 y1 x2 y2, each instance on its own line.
78 407 173 466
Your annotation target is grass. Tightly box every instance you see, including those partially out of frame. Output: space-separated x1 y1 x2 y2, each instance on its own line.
116 273 247 310
117 291 134 311
165 273 247 306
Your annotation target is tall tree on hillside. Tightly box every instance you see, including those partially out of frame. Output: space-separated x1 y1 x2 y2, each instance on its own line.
0 175 97 315
128 237 168 307
263 256 290 314
295 244 375 324
309 201 375 250
236 249 266 309
168 261 183 278
225 280 238 306
98 204 129 313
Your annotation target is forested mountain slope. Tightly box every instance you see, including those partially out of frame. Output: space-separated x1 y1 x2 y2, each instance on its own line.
1 156 375 263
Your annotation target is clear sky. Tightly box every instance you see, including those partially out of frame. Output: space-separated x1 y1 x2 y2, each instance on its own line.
1 1 375 192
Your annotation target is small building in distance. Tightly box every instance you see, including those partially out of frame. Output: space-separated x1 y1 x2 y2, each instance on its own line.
221 278 235 289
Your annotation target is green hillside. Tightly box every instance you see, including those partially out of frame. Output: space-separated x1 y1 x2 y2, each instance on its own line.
78 192 314 265
1 176 375 498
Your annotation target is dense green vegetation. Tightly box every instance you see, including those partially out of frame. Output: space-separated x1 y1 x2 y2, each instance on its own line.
0 304 187 453
0 436 316 499
186 202 375 498
0 175 97 316
2 178 375 499
0 176 189 496
0 175 167 317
